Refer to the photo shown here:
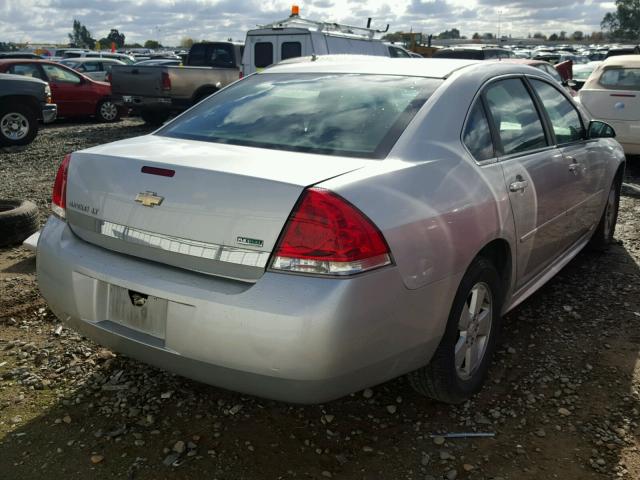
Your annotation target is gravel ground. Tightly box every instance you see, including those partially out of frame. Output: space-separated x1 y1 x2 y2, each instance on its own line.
0 119 639 480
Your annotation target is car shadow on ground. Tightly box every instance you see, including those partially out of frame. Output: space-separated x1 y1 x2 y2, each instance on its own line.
0 188 639 480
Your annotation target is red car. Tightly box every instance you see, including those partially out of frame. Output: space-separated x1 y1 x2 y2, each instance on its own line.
0 59 121 122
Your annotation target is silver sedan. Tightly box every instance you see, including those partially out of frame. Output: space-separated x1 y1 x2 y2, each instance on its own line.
37 56 625 403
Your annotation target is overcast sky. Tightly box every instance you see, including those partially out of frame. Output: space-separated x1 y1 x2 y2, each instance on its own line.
0 0 617 46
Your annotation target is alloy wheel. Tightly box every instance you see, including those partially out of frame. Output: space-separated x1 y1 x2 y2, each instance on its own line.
455 282 493 380
100 102 118 121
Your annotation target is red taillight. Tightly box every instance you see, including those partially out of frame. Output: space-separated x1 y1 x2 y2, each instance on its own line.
239 71 244 79
161 72 171 91
270 188 391 275
52 154 71 219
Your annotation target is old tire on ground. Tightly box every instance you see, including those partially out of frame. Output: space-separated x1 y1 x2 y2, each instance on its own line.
588 176 621 252
96 99 121 123
0 199 39 248
408 256 503 404
140 109 171 126
0 103 38 147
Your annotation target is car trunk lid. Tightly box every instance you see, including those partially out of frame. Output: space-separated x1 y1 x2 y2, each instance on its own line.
65 135 367 282
580 88 640 122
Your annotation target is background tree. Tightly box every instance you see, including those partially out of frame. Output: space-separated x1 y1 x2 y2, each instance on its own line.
68 19 96 49
482 32 495 40
601 0 640 39
437 28 460 40
381 31 406 43
571 31 584 41
559 31 567 40
472 32 481 40
180 37 194 49
144 40 162 49
533 32 547 40
549 33 559 41
98 29 126 50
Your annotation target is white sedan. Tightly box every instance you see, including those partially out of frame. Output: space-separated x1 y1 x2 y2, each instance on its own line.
579 55 640 154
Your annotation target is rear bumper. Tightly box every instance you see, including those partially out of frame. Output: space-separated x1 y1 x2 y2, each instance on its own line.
42 103 57 123
36 216 457 403
112 95 186 112
602 119 640 154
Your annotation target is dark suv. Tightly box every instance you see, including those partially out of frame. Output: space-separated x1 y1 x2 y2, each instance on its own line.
0 73 57 146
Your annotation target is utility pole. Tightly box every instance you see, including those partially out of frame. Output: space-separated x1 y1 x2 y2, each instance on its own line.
497 10 502 42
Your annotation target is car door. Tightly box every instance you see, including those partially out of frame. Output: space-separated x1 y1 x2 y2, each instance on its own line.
484 77 576 288
40 63 89 117
528 77 607 242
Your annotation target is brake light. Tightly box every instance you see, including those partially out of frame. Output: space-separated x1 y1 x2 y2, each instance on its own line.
161 71 171 91
270 188 391 275
239 71 244 79
52 154 71 219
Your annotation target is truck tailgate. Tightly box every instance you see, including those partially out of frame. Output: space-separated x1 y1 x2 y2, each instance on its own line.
111 65 165 97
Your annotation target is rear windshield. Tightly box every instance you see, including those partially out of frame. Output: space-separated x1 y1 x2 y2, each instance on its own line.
599 68 640 90
158 73 441 159
433 49 484 60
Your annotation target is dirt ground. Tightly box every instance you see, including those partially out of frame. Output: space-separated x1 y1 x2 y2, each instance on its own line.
0 119 639 480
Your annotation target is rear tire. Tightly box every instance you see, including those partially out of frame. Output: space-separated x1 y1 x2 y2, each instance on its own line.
588 175 621 252
0 199 39 247
96 99 120 123
409 256 503 404
140 109 170 126
0 103 38 146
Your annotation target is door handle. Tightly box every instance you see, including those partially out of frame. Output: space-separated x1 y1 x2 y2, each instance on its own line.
509 180 529 192
567 156 580 174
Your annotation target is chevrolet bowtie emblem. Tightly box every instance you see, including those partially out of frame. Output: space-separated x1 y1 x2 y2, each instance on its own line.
135 191 164 207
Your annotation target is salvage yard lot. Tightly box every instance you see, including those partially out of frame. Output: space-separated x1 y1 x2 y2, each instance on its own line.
1 119 640 480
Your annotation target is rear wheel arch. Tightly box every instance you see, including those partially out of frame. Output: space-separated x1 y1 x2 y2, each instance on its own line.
473 238 513 306
192 86 218 104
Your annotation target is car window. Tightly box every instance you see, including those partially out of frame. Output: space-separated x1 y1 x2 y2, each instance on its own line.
209 44 235 68
254 42 273 68
158 73 442 159
81 62 102 72
463 101 494 161
389 46 410 58
188 44 207 65
543 64 563 82
485 78 547 155
41 64 82 84
599 68 640 90
281 42 301 61
6 63 45 80
531 79 584 144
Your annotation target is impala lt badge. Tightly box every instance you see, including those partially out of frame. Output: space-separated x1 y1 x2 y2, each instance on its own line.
135 191 164 207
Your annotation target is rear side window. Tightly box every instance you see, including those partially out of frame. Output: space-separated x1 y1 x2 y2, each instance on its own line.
6 63 44 81
209 45 235 68
531 79 584 144
463 101 494 161
281 42 301 61
81 62 102 72
254 42 273 68
485 79 547 155
599 68 640 90
188 44 207 65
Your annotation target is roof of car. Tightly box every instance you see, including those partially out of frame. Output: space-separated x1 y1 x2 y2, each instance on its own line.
0 58 57 65
496 58 547 66
601 54 640 67
61 57 124 64
265 55 481 78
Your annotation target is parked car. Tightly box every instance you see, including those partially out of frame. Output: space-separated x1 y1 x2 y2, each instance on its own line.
83 52 135 64
241 6 391 76
59 58 125 82
579 55 640 154
36 56 625 404
111 41 243 125
572 61 602 91
497 58 576 95
432 46 516 60
385 43 413 58
0 73 56 146
0 59 121 122
0 52 42 59
605 46 639 59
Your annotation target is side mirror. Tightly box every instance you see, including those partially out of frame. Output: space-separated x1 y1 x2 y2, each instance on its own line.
588 120 616 139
